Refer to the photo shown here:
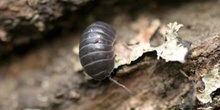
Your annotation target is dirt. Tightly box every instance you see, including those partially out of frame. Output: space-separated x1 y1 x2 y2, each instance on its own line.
0 1 220 110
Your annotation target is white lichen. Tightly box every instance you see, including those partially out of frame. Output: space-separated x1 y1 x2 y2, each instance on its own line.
154 22 188 63
196 64 220 103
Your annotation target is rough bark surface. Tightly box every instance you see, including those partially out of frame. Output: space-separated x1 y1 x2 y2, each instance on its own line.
0 0 91 55
186 35 220 75
0 1 220 110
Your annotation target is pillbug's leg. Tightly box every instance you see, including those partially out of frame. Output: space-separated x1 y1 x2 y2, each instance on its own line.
86 79 102 88
109 77 132 95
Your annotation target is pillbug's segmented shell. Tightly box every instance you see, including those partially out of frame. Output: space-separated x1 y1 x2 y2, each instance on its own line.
79 21 116 81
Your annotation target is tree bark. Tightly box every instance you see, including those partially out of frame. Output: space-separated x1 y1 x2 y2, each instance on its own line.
0 1 220 110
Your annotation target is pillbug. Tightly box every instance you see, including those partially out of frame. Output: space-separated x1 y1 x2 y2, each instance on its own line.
79 21 131 94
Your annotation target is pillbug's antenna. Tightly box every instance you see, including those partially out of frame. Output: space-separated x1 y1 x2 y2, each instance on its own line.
109 77 132 95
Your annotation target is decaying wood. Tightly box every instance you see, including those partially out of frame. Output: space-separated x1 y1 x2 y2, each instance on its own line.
185 35 220 75
183 34 220 109
0 1 220 110
0 0 91 55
